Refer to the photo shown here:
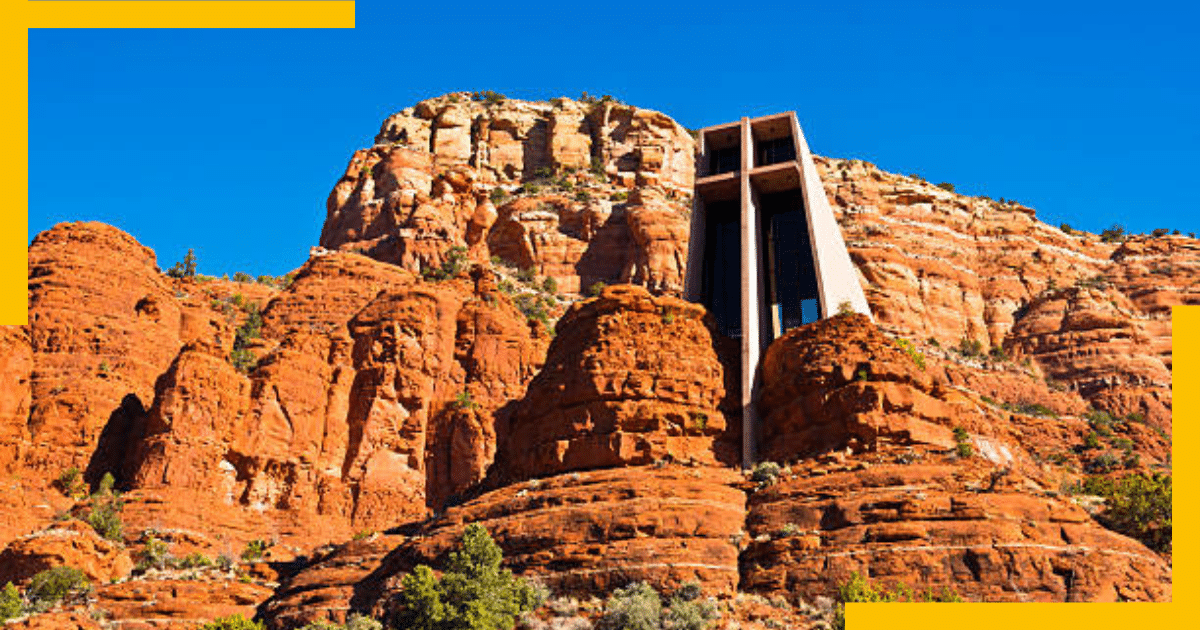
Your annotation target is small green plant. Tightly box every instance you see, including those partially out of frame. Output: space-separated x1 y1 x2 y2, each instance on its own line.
470 90 506 106
1060 223 1073 234
935 182 955 193
779 522 801 537
664 596 719 630
136 535 172 572
688 411 708 432
232 271 253 283
178 552 214 569
353 530 375 541
587 281 607 297
489 187 508 204
0 582 22 622
590 156 606 178
298 615 384 630
86 493 123 541
1088 452 1121 474
199 615 265 630
1100 224 1127 243
832 572 962 630
836 300 855 316
953 427 972 458
856 369 869 381
393 523 538 630
56 467 87 498
516 267 537 284
231 302 263 373
597 581 661 630
751 461 781 485
167 248 198 279
1083 432 1102 450
541 276 558 294
27 566 89 611
575 189 592 202
611 190 629 202
241 539 269 562
1085 473 1171 552
957 337 983 358
894 338 925 370
423 246 469 282
453 390 479 411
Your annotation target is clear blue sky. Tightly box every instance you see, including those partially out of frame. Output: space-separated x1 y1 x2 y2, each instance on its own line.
29 0 1199 277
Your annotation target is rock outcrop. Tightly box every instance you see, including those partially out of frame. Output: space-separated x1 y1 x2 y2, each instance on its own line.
1 93 1181 628
489 285 736 483
320 94 695 296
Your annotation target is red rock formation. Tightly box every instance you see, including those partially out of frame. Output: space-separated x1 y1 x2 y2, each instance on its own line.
742 462 1171 603
93 579 273 628
489 285 736 484
0 521 133 586
743 314 1170 603
321 95 695 296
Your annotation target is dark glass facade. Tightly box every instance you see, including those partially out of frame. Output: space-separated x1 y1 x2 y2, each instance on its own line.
709 146 740 175
702 200 741 337
760 190 820 337
756 136 796 167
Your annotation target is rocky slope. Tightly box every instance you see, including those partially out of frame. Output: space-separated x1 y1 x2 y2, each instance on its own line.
0 93 1180 627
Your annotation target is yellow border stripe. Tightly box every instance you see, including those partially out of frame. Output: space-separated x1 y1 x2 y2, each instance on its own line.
2 1 353 325
21 1 355 29
2 23 27 325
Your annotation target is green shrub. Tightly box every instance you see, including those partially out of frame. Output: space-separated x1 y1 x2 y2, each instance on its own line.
953 427 972 458
167 249 198 279
199 615 264 630
751 461 781 484
894 338 925 370
27 566 89 610
1083 432 1102 450
575 190 592 202
298 614 383 630
489 188 508 204
597 581 661 630
453 391 479 411
241 539 269 562
674 582 702 603
935 182 955 193
1100 224 1127 243
394 524 538 630
542 276 558 294
587 281 607 297
664 596 718 630
957 337 983 358
136 535 172 572
233 272 253 283
516 267 537 284
611 190 628 202
0 582 22 622
178 552 214 569
1088 452 1121 473
1060 223 1073 234
56 467 86 498
832 572 962 630
87 494 123 541
423 246 469 282
231 303 263 373
1097 473 1172 552
836 300 855 316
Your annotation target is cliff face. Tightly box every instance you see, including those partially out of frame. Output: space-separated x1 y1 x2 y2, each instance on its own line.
320 94 695 295
0 94 1180 627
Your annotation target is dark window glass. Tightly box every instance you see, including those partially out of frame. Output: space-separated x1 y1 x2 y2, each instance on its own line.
703 201 741 337
761 190 820 338
757 137 796 167
709 147 739 175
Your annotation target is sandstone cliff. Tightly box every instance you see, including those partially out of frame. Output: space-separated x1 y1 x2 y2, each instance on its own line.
0 93 1180 628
